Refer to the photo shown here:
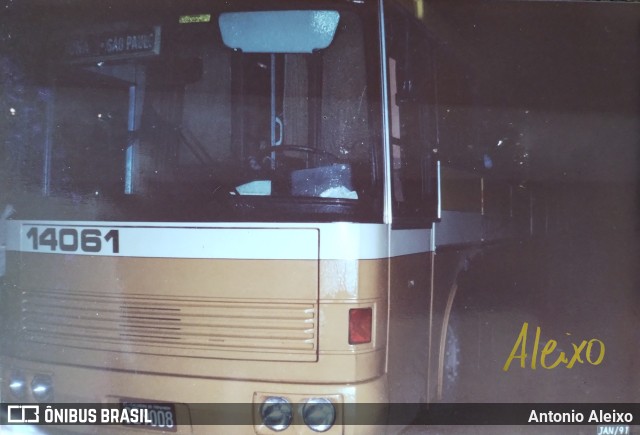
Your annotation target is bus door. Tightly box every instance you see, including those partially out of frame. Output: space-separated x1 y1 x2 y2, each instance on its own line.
383 3 440 403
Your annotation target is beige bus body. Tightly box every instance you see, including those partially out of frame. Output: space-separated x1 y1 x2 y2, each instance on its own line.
0 223 400 434
0 0 536 433
0 172 525 434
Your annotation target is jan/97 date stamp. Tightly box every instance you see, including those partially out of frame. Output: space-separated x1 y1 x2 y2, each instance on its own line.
597 426 631 435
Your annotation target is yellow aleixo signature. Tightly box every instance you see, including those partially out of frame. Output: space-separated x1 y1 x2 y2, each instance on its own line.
503 322 605 371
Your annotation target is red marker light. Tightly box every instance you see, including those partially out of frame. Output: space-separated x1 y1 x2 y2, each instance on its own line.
349 308 372 345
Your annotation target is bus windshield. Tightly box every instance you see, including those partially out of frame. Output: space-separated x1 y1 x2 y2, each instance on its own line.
1 1 382 223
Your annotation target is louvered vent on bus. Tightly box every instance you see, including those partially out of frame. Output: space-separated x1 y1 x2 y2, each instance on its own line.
18 289 317 362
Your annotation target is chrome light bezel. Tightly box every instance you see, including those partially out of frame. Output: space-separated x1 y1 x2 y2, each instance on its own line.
302 398 335 432
260 396 293 432
31 374 54 402
8 371 27 400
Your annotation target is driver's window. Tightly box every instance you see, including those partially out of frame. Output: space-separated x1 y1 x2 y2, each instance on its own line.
320 11 370 161
230 10 371 199
283 55 310 147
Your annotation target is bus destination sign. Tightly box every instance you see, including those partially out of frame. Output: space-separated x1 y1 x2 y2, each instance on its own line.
64 26 161 63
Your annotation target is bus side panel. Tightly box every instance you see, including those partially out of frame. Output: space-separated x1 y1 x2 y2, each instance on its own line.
387 250 432 403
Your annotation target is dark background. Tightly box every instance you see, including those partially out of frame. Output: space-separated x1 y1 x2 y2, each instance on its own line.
422 0 639 407
426 0 638 183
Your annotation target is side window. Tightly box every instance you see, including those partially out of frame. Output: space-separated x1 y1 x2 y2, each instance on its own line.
385 6 439 227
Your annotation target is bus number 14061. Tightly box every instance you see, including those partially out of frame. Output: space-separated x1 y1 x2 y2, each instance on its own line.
25 227 120 254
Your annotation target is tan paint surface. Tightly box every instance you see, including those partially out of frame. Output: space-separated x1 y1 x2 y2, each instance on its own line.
19 253 317 300
2 253 388 386
2 248 464 412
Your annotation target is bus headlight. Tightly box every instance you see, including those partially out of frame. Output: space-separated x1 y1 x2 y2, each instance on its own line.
302 398 335 432
8 371 27 400
260 396 292 432
31 374 53 401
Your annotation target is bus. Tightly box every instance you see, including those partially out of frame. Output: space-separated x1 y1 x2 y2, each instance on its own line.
0 0 533 433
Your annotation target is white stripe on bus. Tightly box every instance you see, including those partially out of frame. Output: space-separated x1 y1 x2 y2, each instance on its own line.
9 221 433 260
7 214 508 261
